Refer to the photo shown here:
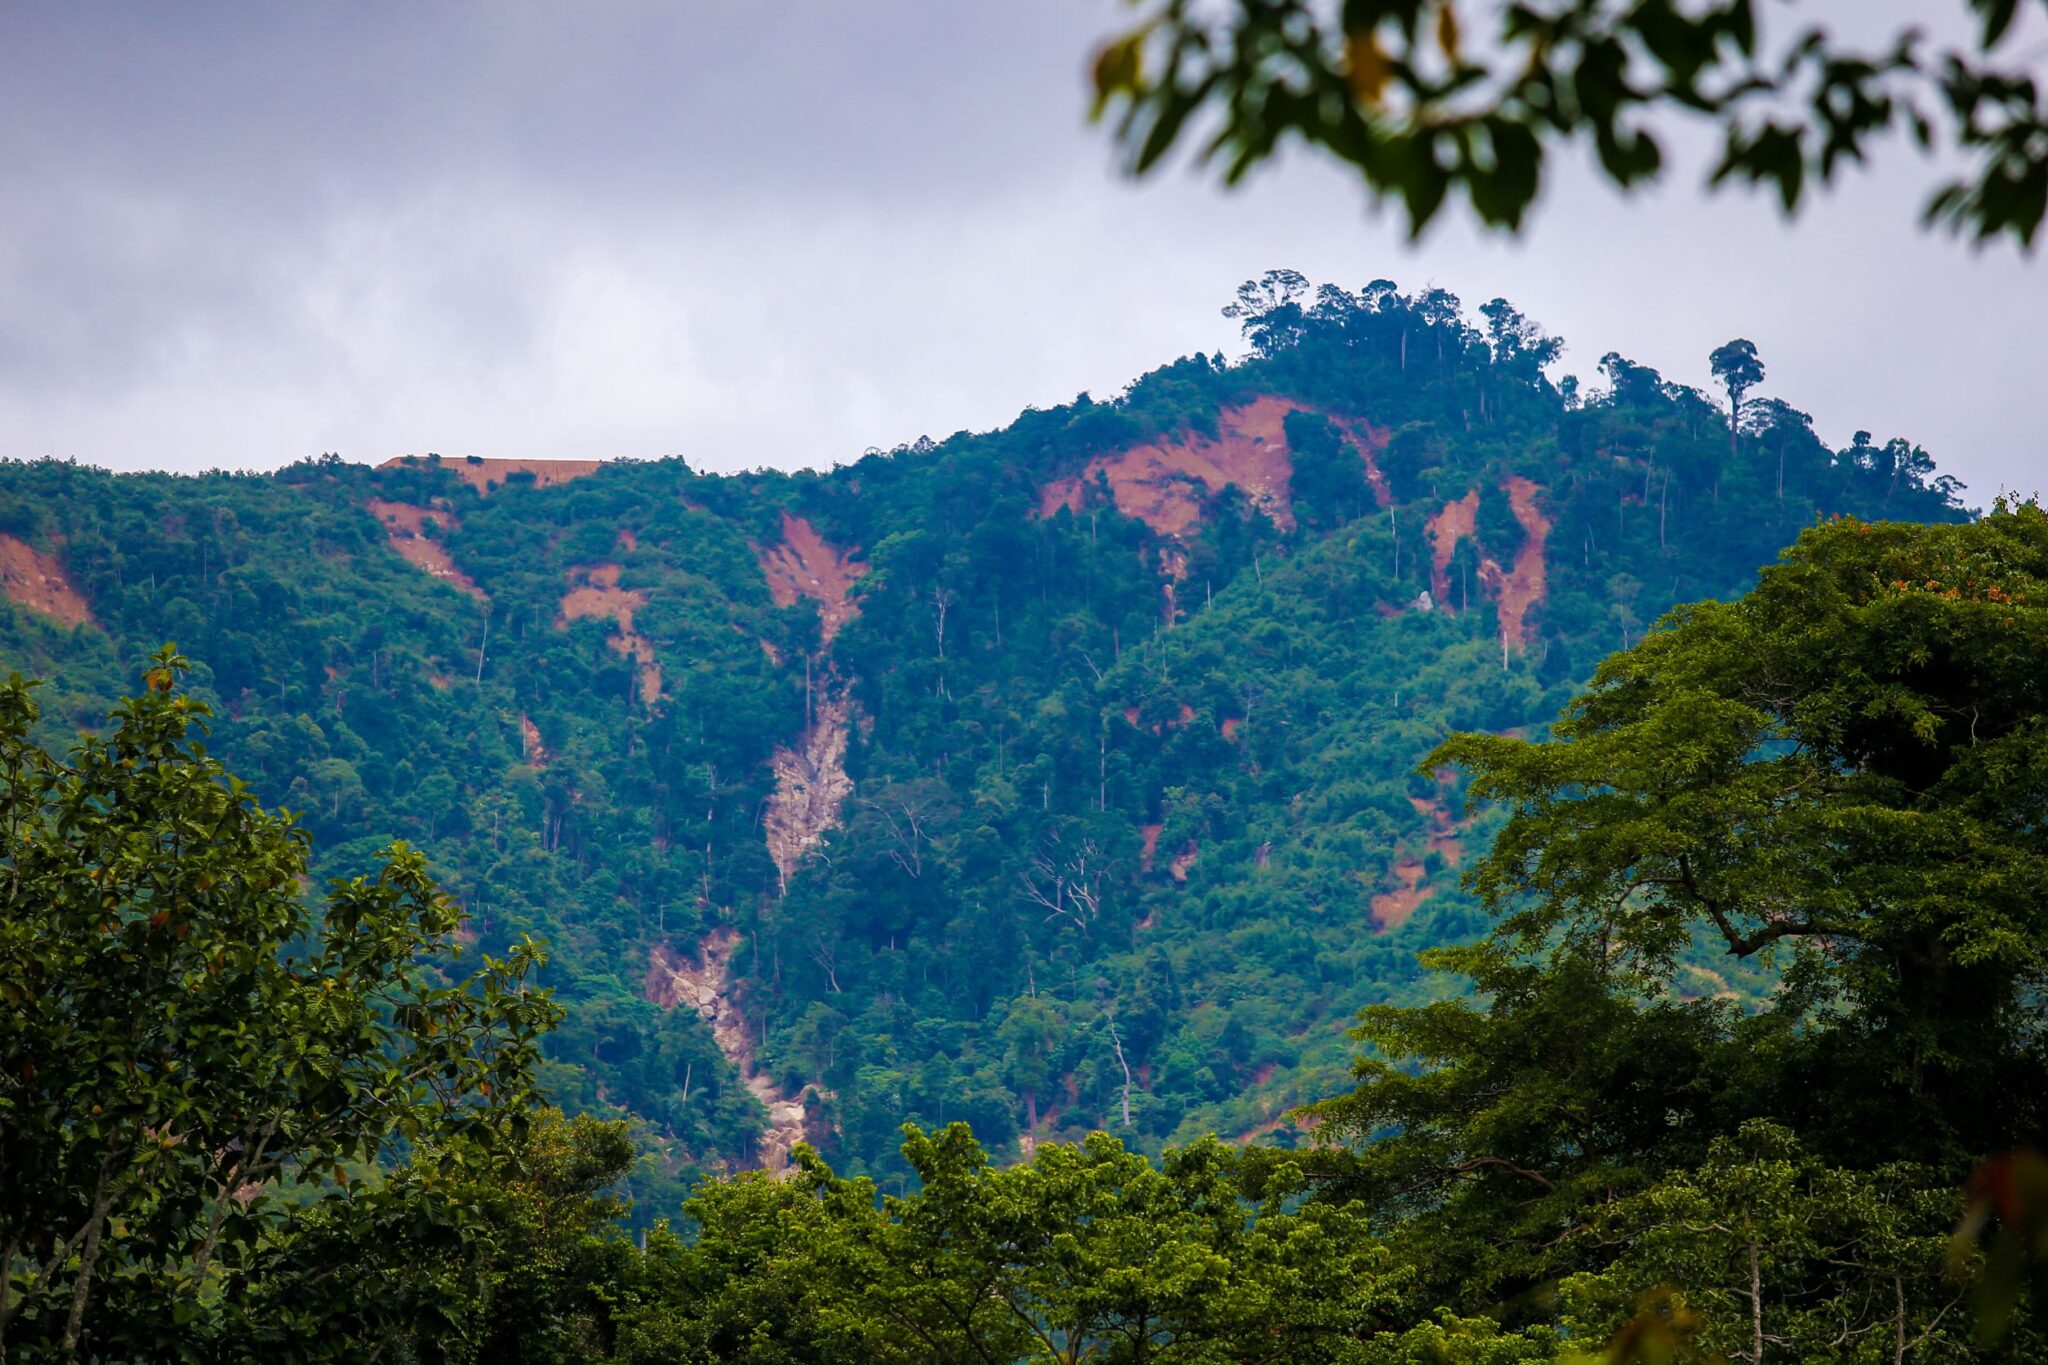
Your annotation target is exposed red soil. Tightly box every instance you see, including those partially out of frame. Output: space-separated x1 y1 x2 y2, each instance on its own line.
754 518 868 893
1139 823 1163 872
0 534 92 627
754 512 868 648
616 527 639 551
1034 398 1398 537
1425 480 1551 648
556 563 661 703
365 499 486 599
1371 857 1432 930
1220 716 1243 742
1169 840 1198 883
1123 702 1196 734
1409 795 1465 867
520 713 548 768
1063 397 1304 537
1492 476 1552 649
1037 476 1087 518
1427 490 1481 605
378 455 603 494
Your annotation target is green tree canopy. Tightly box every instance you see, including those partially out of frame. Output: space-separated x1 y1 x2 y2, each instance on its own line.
1295 502 2048 1355
1092 0 2048 246
1431 500 2048 1163
0 649 559 1357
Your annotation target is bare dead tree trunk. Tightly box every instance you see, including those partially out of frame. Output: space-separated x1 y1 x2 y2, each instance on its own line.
1106 1015 1134 1128
932 585 954 660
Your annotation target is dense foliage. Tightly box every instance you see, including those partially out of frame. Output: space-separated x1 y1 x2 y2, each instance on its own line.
9 304 2046 1356
1090 0 2048 246
11 504 2048 1359
0 277 1967 1206
0 652 559 1358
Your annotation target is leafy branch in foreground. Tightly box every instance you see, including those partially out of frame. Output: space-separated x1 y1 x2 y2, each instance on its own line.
0 647 560 1358
1092 0 2048 246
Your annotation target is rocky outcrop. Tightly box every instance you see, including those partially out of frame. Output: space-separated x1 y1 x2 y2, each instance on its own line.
764 688 854 892
755 514 868 886
645 929 825 1172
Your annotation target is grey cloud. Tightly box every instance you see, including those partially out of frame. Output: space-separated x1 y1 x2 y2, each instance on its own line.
0 2 2040 501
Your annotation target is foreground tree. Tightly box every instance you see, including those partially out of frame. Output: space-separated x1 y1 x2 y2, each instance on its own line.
639 1122 1439 1363
1092 1 2048 246
0 649 560 1358
1446 500 2048 1162
1302 501 2048 1356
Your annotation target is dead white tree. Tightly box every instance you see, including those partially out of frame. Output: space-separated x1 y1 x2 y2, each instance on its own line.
878 797 931 879
807 934 842 993
1017 828 1105 935
932 584 956 660
1103 1011 1135 1129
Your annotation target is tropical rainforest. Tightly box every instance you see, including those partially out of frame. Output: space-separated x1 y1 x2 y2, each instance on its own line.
6 274 2044 1361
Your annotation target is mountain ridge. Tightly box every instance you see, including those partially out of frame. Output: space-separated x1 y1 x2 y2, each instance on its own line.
0 277 1968 1207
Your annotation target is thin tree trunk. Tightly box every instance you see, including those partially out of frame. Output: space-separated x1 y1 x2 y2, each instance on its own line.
1748 1237 1765 1365
63 1183 119 1354
1107 1018 1134 1128
1893 1274 1906 1365
0 1234 18 1358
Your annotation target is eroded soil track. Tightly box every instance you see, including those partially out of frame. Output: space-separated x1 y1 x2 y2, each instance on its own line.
646 929 822 1171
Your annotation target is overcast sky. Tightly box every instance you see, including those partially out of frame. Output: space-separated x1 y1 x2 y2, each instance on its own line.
1 2 2041 503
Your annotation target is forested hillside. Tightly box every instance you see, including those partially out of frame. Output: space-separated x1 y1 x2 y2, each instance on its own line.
0 274 1967 1201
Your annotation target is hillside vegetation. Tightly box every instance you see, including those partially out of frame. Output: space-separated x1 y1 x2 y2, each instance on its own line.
0 274 1966 1205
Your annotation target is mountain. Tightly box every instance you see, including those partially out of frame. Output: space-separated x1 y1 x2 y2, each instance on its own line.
0 277 1966 1207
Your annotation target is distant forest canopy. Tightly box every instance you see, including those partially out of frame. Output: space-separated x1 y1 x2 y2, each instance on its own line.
0 273 1968 1210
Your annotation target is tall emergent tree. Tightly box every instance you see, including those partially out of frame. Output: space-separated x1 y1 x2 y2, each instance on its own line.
0 649 560 1359
1709 338 1766 460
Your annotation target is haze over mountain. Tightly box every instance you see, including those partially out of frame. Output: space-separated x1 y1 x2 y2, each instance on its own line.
0 277 1967 1203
